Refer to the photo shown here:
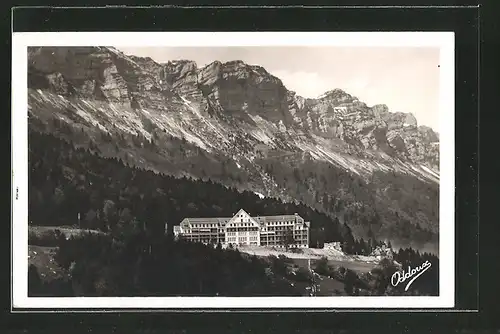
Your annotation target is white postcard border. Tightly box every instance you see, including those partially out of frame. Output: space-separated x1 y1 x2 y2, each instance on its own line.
12 31 455 309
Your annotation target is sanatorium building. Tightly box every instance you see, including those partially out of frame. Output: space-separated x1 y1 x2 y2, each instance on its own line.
173 209 310 248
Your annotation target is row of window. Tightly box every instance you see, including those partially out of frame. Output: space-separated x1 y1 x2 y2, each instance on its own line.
179 234 307 244
180 238 308 247
267 227 292 231
182 232 306 237
189 223 220 228
188 229 225 233
182 230 307 237
182 233 222 237
227 231 258 236
180 225 308 237
265 220 300 226
275 241 307 244
228 222 254 227
226 227 259 232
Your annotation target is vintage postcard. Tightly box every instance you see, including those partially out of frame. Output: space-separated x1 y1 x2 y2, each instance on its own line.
11 31 455 309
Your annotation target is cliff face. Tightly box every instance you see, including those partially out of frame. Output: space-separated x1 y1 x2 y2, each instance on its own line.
27 46 439 172
28 47 129 102
27 46 440 252
160 59 295 127
156 59 439 170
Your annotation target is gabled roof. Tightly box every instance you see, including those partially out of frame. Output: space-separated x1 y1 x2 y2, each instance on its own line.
233 208 250 218
179 209 306 225
227 209 260 227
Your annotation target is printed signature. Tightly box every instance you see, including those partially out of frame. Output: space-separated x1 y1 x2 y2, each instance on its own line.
391 260 432 291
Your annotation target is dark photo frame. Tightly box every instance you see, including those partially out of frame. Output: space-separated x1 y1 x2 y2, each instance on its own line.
7 4 486 333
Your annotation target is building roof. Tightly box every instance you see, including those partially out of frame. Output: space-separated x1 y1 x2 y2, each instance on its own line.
183 217 229 223
180 210 307 225
253 215 300 222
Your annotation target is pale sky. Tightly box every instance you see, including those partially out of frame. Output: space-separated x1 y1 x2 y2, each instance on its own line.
119 46 440 131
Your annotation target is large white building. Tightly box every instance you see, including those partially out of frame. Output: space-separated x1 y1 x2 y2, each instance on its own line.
172 209 310 248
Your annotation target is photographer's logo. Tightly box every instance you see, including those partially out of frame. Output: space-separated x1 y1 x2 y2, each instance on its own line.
391 260 432 291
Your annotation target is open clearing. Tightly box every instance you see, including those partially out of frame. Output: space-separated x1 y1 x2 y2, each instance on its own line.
238 245 379 273
28 245 66 281
29 225 104 238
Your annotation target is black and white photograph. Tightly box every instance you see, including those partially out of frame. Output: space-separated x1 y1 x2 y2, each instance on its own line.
12 32 455 309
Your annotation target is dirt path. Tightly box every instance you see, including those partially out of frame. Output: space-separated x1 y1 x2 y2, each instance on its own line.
29 225 104 238
326 259 377 273
239 246 379 273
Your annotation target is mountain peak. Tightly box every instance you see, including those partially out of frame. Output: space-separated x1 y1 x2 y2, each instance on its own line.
317 88 352 100
167 59 198 66
223 60 245 66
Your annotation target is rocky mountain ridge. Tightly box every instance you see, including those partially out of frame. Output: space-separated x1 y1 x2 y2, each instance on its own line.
28 46 439 177
27 46 440 251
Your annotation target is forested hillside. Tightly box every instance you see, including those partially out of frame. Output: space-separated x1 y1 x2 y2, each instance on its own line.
28 126 437 252
29 232 303 297
27 46 440 252
28 230 439 297
29 129 352 246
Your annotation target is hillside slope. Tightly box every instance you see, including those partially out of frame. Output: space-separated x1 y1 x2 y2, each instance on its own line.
27 46 439 252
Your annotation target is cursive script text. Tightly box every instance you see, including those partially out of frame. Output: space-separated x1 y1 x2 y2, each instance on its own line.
391 260 432 291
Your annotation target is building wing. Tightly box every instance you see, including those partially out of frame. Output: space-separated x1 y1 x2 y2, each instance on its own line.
173 209 310 248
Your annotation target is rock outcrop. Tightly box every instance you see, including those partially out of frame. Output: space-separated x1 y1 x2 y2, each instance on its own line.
369 243 395 261
154 57 439 169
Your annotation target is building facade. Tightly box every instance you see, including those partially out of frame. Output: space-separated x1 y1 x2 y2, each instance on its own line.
173 209 310 248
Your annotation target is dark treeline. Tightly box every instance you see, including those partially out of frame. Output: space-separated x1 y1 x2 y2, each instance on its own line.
28 229 438 297
29 130 366 251
29 232 301 297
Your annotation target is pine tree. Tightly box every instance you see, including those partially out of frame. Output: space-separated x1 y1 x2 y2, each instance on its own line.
341 222 355 254
358 237 367 255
